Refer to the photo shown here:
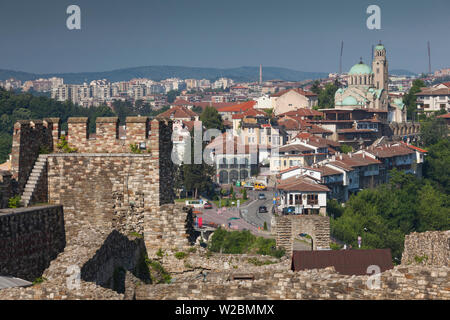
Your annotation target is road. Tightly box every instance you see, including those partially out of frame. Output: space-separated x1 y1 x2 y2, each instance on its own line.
192 189 277 236
239 189 276 230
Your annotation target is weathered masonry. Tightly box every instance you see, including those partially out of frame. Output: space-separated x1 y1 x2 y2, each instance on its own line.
275 215 330 254
0 205 66 281
9 117 192 256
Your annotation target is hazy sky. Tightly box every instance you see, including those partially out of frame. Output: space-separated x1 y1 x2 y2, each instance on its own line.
0 0 449 74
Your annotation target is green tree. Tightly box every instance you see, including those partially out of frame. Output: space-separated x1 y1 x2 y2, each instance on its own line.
317 82 339 109
182 133 215 199
420 116 448 148
403 79 426 121
166 90 180 103
339 144 353 154
416 182 450 232
423 138 450 194
200 106 224 131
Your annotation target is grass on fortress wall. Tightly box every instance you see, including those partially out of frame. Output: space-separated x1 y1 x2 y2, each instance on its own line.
208 227 285 258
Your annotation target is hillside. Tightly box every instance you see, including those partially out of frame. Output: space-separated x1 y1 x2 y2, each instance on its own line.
0 66 329 84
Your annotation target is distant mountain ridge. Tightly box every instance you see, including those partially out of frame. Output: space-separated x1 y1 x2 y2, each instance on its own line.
0 66 417 84
0 66 329 84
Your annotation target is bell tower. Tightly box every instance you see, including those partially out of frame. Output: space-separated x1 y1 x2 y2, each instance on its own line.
372 42 388 92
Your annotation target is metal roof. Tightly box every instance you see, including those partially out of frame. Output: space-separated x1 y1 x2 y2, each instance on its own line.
0 276 33 289
291 249 393 275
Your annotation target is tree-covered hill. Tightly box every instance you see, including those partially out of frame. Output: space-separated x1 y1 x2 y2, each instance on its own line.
0 66 328 84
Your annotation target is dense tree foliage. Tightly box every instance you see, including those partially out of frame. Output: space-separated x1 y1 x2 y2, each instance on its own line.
403 79 426 121
313 80 340 109
209 228 285 257
181 132 216 199
199 106 224 131
332 163 450 262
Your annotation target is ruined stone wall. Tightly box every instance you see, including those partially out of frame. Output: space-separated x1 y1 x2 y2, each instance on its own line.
135 265 450 300
11 119 58 193
0 171 12 209
275 215 330 254
0 205 66 281
144 203 193 257
47 154 158 242
401 231 450 266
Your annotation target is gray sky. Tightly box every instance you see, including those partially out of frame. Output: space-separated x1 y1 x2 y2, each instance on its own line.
0 0 449 74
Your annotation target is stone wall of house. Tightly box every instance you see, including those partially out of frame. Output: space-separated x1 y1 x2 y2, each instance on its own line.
275 215 330 254
401 231 450 266
11 119 58 194
0 171 12 209
0 205 66 281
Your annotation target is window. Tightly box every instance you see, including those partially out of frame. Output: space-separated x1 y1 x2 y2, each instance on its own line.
307 194 318 205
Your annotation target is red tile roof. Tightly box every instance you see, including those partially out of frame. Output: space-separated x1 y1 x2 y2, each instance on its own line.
217 101 257 113
366 143 415 158
400 142 427 153
172 99 192 106
278 108 323 118
156 105 198 119
294 132 341 148
277 176 330 192
437 113 450 119
270 88 317 98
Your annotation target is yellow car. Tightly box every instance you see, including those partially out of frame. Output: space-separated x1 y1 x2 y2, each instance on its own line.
253 182 267 191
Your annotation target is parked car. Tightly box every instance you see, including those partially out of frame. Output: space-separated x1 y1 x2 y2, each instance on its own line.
282 206 295 215
258 193 266 200
258 206 268 213
204 202 213 209
253 182 267 191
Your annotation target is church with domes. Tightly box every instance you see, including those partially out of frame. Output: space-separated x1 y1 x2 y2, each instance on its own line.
335 43 389 111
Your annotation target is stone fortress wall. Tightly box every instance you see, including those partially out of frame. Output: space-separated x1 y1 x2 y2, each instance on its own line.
0 205 66 281
402 231 450 266
0 171 13 209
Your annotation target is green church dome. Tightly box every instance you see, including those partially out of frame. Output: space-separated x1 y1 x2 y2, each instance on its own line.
342 96 358 106
375 44 385 50
349 61 373 75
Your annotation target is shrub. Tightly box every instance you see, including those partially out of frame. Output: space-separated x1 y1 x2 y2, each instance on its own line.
8 196 21 208
263 221 268 231
209 227 285 258
242 188 248 200
174 251 187 260
146 259 172 284
414 255 428 264
129 143 142 154
330 242 342 250
156 248 164 258
39 145 51 154
32 276 47 285
188 247 197 253
128 232 143 238
247 258 276 266
56 135 77 153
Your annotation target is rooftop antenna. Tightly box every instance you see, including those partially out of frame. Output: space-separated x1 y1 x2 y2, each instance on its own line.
427 41 432 75
339 41 344 74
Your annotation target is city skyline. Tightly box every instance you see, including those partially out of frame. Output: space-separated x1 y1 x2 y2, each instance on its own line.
1 0 450 74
